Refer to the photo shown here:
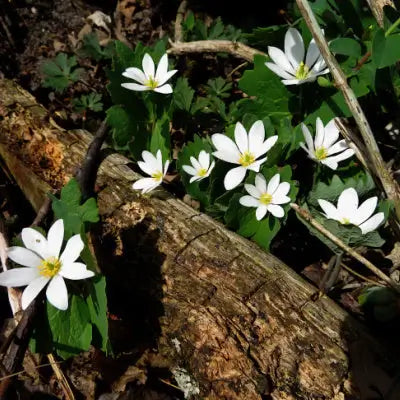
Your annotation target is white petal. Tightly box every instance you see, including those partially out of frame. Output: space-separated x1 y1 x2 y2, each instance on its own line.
256 205 268 220
21 276 49 310
323 119 340 149
267 174 280 195
163 160 170 176
320 158 338 170
46 275 68 310
314 117 325 148
121 83 149 91
122 67 146 83
268 46 295 74
60 262 94 280
21 228 49 260
239 195 259 208
248 121 265 155
208 160 215 175
254 135 278 159
305 38 321 68
47 219 64 258
132 178 160 193
358 213 384 234
265 62 295 80
352 197 378 226
255 173 267 193
318 199 339 220
211 134 241 163
301 124 314 152
142 53 155 78
138 160 156 176
189 176 202 183
142 150 159 170
311 55 327 73
272 182 291 203
326 148 354 163
267 204 285 218
0 267 39 287
281 79 301 85
244 184 261 198
285 28 305 69
182 165 197 176
224 167 247 190
60 234 84 265
247 158 267 172
338 188 359 217
234 122 249 153
155 54 168 82
190 156 202 171
198 151 210 169
153 84 173 94
327 140 348 156
157 70 178 86
300 143 315 159
8 247 42 268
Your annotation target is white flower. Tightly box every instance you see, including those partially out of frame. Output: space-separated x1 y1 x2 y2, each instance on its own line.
133 150 169 193
182 150 215 183
301 117 354 170
318 188 385 234
265 27 329 85
239 173 291 220
211 121 278 190
121 53 178 94
0 220 94 311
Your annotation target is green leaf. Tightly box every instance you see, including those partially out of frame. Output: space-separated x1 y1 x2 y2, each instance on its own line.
173 77 195 112
41 53 83 93
87 276 109 353
48 295 92 359
330 38 361 57
51 178 99 238
78 33 114 61
73 93 103 113
150 114 171 161
372 28 400 68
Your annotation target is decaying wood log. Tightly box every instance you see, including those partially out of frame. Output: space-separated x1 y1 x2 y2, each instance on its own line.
0 79 398 399
367 0 395 26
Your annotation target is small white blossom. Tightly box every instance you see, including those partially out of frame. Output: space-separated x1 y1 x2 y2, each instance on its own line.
301 117 354 170
265 27 329 85
0 220 94 310
133 150 169 193
318 188 385 234
240 173 291 220
211 121 278 190
182 150 215 183
121 53 178 94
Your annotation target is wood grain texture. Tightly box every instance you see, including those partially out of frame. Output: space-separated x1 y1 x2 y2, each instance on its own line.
0 79 395 399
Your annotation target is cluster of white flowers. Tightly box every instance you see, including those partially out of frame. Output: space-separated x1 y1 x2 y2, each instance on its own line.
126 40 384 232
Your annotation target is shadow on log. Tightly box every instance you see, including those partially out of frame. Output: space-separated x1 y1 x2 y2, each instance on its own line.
0 79 399 399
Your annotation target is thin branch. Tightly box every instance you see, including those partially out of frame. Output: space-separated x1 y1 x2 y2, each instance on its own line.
30 196 52 227
296 0 400 224
174 0 188 43
47 353 75 400
290 203 400 292
168 40 267 63
340 262 384 286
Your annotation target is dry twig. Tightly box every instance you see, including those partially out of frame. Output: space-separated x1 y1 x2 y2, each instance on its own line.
174 0 187 42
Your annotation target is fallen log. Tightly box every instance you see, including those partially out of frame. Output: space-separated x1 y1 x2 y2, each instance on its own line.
0 79 397 399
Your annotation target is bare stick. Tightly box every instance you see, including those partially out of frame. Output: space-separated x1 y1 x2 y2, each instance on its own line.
290 203 399 291
168 40 267 63
174 0 187 42
47 353 75 400
30 196 52 228
295 0 400 223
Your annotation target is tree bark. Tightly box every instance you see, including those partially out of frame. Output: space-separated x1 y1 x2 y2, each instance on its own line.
0 79 397 399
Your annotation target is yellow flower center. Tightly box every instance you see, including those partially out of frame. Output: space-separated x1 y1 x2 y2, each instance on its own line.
259 193 273 205
39 257 62 278
295 62 310 80
341 218 351 225
239 151 255 167
198 168 208 177
314 146 328 160
151 171 163 181
144 76 159 89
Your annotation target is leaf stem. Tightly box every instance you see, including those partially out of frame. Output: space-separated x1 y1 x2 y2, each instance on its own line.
385 17 400 37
